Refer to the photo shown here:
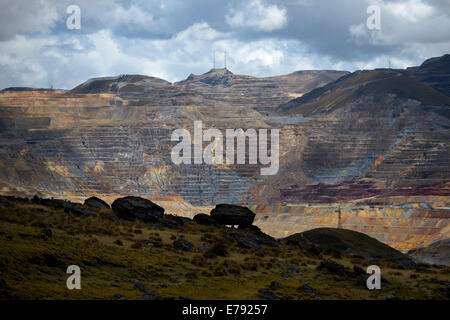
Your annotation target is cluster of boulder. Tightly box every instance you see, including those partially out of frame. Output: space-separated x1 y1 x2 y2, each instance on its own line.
31 194 258 230
99 196 257 229
29 194 275 251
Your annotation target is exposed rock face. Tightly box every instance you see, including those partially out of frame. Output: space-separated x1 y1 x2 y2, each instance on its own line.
210 204 255 226
176 68 348 113
252 204 450 251
111 196 164 222
407 54 450 96
228 232 262 250
84 196 110 209
408 238 450 266
0 57 448 207
0 55 449 252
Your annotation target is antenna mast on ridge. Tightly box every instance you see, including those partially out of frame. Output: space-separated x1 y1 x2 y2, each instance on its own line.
224 50 227 69
213 51 216 69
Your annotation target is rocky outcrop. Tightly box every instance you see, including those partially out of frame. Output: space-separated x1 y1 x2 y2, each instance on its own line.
0 54 448 262
407 53 450 96
228 230 279 250
210 204 255 226
407 238 450 266
282 228 415 266
176 68 348 112
193 213 217 226
84 196 110 209
111 196 164 222
252 204 450 251
71 74 173 94
173 236 193 251
0 57 448 207
64 205 96 217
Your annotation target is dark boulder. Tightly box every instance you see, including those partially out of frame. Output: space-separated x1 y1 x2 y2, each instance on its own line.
440 285 450 298
227 226 280 250
257 288 281 300
84 196 110 209
64 205 96 217
173 236 193 251
233 233 261 250
167 215 191 226
158 215 191 229
269 281 284 290
284 264 301 273
0 279 13 299
100 211 121 223
193 213 217 226
134 280 159 300
317 261 347 275
157 217 183 229
298 283 319 295
0 201 9 207
356 274 369 288
38 227 52 240
111 196 164 222
113 293 123 299
353 265 366 275
210 204 255 226
32 196 70 210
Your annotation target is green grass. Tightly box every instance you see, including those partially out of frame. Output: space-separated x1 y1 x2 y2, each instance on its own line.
0 196 449 300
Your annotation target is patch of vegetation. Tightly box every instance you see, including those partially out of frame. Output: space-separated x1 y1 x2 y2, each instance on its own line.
0 196 448 300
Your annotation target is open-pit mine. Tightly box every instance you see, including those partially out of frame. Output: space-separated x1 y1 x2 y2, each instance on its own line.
0 55 449 261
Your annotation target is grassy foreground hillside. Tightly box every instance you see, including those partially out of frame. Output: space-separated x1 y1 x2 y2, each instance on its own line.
0 195 449 300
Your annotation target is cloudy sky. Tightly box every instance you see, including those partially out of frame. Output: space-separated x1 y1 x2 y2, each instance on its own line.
0 0 449 89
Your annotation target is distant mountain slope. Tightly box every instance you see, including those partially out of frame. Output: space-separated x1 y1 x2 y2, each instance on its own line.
175 68 349 112
256 55 450 204
408 238 450 266
277 68 450 116
71 74 172 94
407 54 450 96
69 69 348 112
0 56 448 208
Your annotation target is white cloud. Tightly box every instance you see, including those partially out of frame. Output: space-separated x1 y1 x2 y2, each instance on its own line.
0 23 318 89
225 0 288 32
385 0 435 23
174 22 230 42
0 0 59 40
99 3 156 32
348 0 450 47
349 23 368 39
